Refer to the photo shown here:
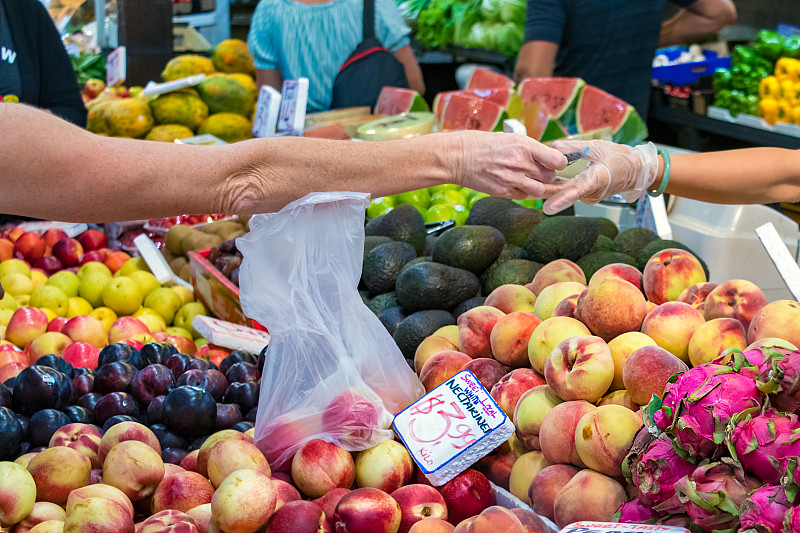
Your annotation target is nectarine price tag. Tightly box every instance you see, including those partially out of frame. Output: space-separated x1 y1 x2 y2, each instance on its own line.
393 370 514 486
756 222 800 300
252 85 282 138
192 315 270 353
106 46 126 88
559 523 689 533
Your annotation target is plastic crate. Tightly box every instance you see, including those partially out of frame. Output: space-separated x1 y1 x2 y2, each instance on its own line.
652 47 730 85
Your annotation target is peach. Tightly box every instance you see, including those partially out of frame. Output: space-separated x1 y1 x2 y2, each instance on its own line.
27 520 64 533
552 470 626 528
211 469 276 533
552 294 579 318
291 439 355 499
98 422 162 465
333 487 401 533
623 345 689 405
354 439 413 493
703 280 766 331
102 440 164 501
179 450 200 473
207 439 271 488
321 390 388 448
507 434 529 457
575 279 647 342
48 423 103 469
485 285 537 314
107 317 150 345
457 306 506 358
508 451 551 504
409 518 455 533
508 508 551 533
597 390 639 411
527 316 590 373
688 318 747 366
460 358 507 391
433 326 460 348
640 301 704 363
476 446 516 491
748 300 800 347
532 282 586 321
746 337 798 351
313 488 350 531
420 351 472 392
453 506 524 533
528 464 580 522
272 478 302 510
678 282 718 314
607 332 656 391
27 447 91 505
513 385 562 450
538 400 595 467
527 260 586 296
152 471 214 514
63 497 134 533
574 404 643 477
66 483 134 519
24 332 72 363
490 368 546 417
489 312 541 368
14 453 38 469
415 336 459 374
137 509 199 533
438 469 494 525
391 484 448 533
196 429 251 477
12 501 66 533
588 263 643 291
186 504 212 533
643 249 707 305
544 335 614 403
0 461 37 528
265 500 329 533
61 315 107 348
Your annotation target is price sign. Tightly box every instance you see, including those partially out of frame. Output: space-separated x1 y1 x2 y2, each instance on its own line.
106 46 127 88
393 370 514 486
756 222 800 300
141 74 206 97
277 78 309 136
634 193 672 240
192 315 271 353
559 522 689 533
252 85 282 138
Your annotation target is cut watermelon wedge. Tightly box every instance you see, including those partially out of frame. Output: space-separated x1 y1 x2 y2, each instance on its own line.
433 88 522 124
466 67 515 90
439 94 507 132
374 87 430 116
517 77 585 133
576 85 647 145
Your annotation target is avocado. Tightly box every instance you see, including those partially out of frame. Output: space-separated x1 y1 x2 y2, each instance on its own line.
466 197 520 226
591 217 620 239
488 208 545 247
393 310 456 359
480 259 543 295
613 228 660 260
367 292 400 315
524 217 600 263
591 235 616 253
424 235 437 256
577 251 638 280
364 236 393 255
638 240 710 279
362 242 417 296
431 225 505 275
453 296 487 318
365 215 384 236
371 205 426 255
378 306 406 336
398 256 432 278
396 262 480 312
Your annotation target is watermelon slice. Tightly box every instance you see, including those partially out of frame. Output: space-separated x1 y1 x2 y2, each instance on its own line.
517 77 585 133
466 67 515 90
433 88 522 124
374 87 430 116
439 94 507 132
576 85 647 145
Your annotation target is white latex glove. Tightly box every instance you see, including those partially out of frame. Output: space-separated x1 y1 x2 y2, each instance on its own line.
542 140 659 215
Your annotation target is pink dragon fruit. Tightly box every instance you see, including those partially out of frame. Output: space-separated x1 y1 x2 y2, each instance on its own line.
739 485 792 533
657 515 695 529
614 499 661 524
671 462 762 532
729 411 800 484
622 427 657 485
655 364 765 458
785 506 800 533
730 347 800 413
633 435 696 506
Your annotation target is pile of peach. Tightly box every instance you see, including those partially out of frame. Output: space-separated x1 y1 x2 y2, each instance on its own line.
412 249 800 527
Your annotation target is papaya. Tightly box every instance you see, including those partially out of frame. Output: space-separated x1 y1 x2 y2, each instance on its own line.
162 55 215 82
105 98 154 138
197 76 255 117
198 113 253 143
149 92 209 131
212 39 255 75
145 124 195 142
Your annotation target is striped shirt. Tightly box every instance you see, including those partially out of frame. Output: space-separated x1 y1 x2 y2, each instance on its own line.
248 0 411 111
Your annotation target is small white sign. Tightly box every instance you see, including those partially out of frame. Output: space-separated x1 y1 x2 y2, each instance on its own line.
559 522 689 533
142 74 206 97
277 78 309 136
252 85 282 138
393 370 514 486
503 118 527 135
133 234 193 289
756 222 800 301
634 193 672 240
106 46 127 88
192 315 271 353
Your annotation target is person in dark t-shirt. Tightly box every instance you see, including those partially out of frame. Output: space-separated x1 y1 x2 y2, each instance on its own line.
514 0 737 120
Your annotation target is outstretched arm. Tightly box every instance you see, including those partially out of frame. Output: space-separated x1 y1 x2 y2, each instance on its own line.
0 103 567 222
659 0 737 47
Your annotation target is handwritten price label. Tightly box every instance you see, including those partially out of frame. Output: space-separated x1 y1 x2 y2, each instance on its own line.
192 315 270 353
559 523 690 533
393 370 510 478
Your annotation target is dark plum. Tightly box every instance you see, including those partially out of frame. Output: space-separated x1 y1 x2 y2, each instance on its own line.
176 369 205 389
16 414 29 436
187 435 209 452
0 382 11 408
12 366 71 415
0 406 23 460
185 358 216 372
73 367 94 377
98 343 145 369
93 362 136 394
203 370 227 402
3 377 15 389
162 448 189 465
28 409 71 447
223 382 259 414
103 415 137 432
163 386 216 439
258 345 267 374
165 354 193 380
140 342 178 366
65 405 95 425
130 364 174 405
215 403 243 431
219 350 257 375
34 354 74 378
147 395 166 425
94 392 139 426
231 421 254 433
225 362 259 384
150 423 187 450
245 407 258 423
72 373 95 399
77 392 102 412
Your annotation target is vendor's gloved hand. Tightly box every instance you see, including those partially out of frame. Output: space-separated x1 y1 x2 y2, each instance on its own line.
541 140 659 215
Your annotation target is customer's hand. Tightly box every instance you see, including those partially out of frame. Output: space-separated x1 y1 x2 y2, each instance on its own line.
445 131 568 199
542 140 659 215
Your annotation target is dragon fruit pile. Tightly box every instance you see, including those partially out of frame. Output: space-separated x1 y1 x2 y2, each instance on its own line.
616 347 800 533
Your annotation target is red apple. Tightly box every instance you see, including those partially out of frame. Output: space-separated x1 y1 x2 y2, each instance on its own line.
13 232 45 262
77 230 109 253
80 251 106 266
52 238 84 268
43 229 69 248
32 256 63 276
83 79 106 99
6 307 49 348
25 332 72 363
62 315 107 348
47 317 69 333
439 469 494 525
62 342 101 369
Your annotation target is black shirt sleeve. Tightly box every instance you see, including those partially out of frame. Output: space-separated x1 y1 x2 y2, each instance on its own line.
669 0 699 7
524 0 566 45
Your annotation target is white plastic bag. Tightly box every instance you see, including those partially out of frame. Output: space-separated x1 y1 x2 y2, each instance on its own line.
237 192 425 471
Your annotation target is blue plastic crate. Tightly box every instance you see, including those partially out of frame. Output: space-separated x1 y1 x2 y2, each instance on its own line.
652 47 731 86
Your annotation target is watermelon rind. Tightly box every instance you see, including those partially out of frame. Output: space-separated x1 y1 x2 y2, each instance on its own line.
613 108 648 145
467 67 515 90
576 85 648 146
517 77 585 133
439 94 507 132
374 87 430 116
539 119 567 143
357 112 435 140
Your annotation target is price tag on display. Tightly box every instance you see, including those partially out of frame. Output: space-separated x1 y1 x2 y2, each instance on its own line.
106 46 127 88
142 74 206 97
756 222 800 300
634 193 672 240
393 370 514 486
558 522 689 533
277 78 309 136
252 85 282 138
133 234 193 289
192 315 271 353
503 118 527 135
